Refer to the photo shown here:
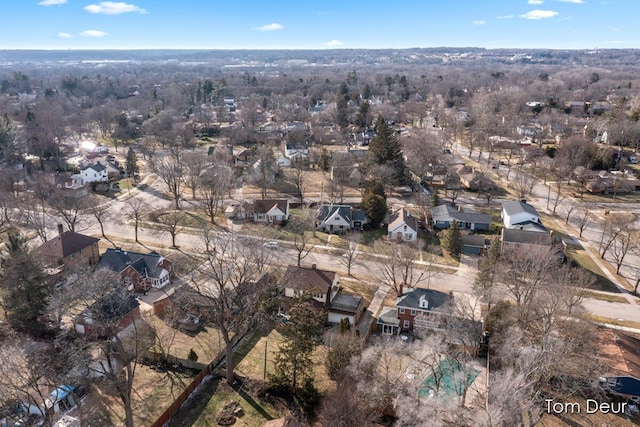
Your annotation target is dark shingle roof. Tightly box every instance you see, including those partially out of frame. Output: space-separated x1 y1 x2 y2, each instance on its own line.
253 199 288 215
35 231 99 259
317 205 351 223
85 289 139 324
397 288 451 311
501 229 551 245
99 248 167 279
284 265 336 293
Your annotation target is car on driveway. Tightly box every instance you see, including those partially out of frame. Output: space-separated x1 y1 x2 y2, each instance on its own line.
263 241 279 249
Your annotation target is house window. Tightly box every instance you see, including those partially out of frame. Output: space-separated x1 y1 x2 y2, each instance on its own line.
404 225 407 230
411 309 416 315
399 308 405 314
339 225 344 229
405 233 412 239
403 320 410 329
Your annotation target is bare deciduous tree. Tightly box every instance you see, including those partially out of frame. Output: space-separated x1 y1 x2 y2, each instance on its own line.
198 165 234 224
187 232 273 385
374 241 432 297
125 198 146 243
152 152 184 210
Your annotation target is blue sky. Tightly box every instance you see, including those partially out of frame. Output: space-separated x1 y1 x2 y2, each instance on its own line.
1 0 638 50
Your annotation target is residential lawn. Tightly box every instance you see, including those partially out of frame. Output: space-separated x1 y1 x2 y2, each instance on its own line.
234 328 334 393
340 277 377 306
190 382 285 427
361 227 387 246
581 291 630 304
582 314 640 331
564 245 622 293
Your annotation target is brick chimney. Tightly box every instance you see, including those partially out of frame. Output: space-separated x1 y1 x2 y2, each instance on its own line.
57 224 64 236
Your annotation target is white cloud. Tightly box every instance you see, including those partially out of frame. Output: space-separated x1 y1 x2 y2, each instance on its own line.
472 20 486 25
558 0 584 3
80 30 108 37
325 40 344 47
84 2 147 15
38 0 67 5
520 9 559 19
497 15 514 19
256 23 283 31
57 32 73 38
528 0 544 4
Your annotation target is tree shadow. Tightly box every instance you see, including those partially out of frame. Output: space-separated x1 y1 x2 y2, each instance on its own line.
232 381 274 421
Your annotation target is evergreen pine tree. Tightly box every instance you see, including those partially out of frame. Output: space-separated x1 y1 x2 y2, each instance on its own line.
369 115 406 183
125 147 139 179
441 219 463 260
362 181 387 228
473 236 501 309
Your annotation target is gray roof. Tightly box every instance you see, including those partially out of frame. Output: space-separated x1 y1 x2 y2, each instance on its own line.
502 200 539 217
86 162 106 173
351 209 367 223
317 204 351 223
330 293 363 314
377 306 400 326
461 235 489 247
431 204 492 225
99 248 167 279
501 229 552 245
397 288 451 311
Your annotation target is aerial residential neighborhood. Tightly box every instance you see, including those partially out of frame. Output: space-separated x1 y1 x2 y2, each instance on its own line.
2 19 640 427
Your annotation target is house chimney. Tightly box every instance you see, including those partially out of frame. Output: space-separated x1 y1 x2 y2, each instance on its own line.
311 262 317 269
57 224 64 235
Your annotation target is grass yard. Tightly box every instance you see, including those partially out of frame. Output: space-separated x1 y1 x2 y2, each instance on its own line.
564 245 622 293
581 290 630 304
190 381 285 427
582 314 640 330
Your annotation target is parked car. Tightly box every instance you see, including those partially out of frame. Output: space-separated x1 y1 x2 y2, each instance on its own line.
263 241 279 249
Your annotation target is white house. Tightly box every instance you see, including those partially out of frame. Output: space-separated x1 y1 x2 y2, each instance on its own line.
388 208 418 242
80 162 108 184
501 200 545 232
284 142 309 160
253 199 290 225
316 205 367 234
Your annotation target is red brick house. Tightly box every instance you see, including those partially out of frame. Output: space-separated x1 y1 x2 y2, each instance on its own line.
98 248 173 292
377 288 452 335
73 289 140 337
34 225 100 269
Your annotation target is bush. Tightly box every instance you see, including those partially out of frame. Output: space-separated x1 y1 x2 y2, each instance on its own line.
188 348 199 362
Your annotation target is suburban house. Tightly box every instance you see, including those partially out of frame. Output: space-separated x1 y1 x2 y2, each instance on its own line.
316 204 367 234
387 208 418 242
501 200 545 232
500 228 555 252
377 288 452 335
596 328 640 403
283 265 365 326
397 288 452 332
253 199 290 224
461 235 490 256
430 204 492 231
34 224 100 268
283 142 309 160
80 162 108 184
98 248 173 292
73 289 140 336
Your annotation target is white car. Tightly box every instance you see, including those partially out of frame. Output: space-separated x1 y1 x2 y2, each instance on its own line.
263 241 279 249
